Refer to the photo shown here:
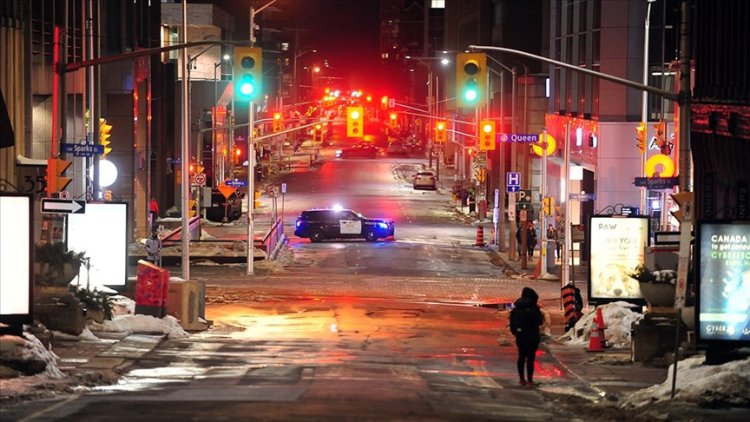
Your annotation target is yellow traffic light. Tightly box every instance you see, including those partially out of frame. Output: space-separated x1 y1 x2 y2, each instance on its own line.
99 117 112 157
435 120 447 142
347 106 364 138
478 119 496 151
389 112 398 128
45 157 72 196
233 46 263 101
273 112 283 132
456 53 487 108
314 123 323 142
635 122 647 153
381 96 389 110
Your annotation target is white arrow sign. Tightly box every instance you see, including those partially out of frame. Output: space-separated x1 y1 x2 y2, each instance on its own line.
41 199 86 214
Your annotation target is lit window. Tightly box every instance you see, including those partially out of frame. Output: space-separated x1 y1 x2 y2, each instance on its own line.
431 0 445 9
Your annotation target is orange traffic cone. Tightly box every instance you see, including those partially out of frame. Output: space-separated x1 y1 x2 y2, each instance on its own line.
586 321 604 352
475 225 485 246
596 307 607 329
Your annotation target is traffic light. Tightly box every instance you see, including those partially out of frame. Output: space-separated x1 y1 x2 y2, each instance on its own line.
635 122 647 153
381 96 389 110
389 112 398 128
346 106 364 138
272 112 283 132
99 117 112 157
314 123 323 142
45 157 72 196
435 120 447 142
670 191 694 223
478 119 496 151
456 52 487 108
233 46 262 102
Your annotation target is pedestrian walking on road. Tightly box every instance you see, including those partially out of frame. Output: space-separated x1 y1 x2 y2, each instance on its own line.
509 287 544 385
526 222 537 258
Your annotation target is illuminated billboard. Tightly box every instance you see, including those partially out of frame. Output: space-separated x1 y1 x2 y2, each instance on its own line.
696 220 750 345
67 202 128 289
588 216 650 303
0 194 33 326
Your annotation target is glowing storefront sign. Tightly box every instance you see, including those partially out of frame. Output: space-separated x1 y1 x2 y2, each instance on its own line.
0 194 33 327
588 216 650 303
67 202 128 289
696 221 750 344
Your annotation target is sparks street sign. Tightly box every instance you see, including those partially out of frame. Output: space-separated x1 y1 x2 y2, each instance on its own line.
633 176 679 190
41 198 86 214
61 142 105 157
569 192 596 201
224 179 247 188
498 133 539 143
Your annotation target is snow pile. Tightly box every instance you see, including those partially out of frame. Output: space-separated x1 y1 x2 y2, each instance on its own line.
0 333 63 378
622 355 750 407
110 295 135 317
559 301 643 348
89 315 188 339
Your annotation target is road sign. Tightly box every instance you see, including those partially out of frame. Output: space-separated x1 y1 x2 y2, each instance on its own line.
498 133 539 143
506 185 520 193
192 173 206 186
224 179 247 188
634 176 679 190
518 189 532 203
506 172 520 188
569 192 596 201
217 184 237 200
61 142 105 157
41 198 86 214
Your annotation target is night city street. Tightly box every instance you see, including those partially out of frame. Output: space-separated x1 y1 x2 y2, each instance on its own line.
1 0 749 421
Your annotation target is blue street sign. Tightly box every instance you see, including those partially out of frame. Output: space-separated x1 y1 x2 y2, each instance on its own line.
506 171 521 187
61 142 104 157
225 179 248 188
498 133 539 143
569 192 596 201
506 185 520 193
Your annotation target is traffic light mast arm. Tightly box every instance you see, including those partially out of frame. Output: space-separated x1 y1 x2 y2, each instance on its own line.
468 45 678 102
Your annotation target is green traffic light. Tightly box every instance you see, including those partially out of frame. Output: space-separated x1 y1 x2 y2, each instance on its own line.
238 75 254 96
464 79 478 102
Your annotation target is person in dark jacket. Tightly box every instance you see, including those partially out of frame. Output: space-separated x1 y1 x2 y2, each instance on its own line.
509 287 544 385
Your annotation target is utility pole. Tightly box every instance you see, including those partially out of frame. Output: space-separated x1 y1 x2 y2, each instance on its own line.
180 0 190 279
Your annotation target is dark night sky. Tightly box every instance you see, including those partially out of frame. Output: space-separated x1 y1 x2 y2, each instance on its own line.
212 0 384 90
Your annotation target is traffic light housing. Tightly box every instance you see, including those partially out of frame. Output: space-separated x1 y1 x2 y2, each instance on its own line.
272 112 283 132
233 46 262 102
347 106 364 138
99 118 112 157
314 123 323 142
381 96 389 110
478 119 496 151
456 53 487 108
389 112 398 128
670 191 694 223
435 120 447 143
45 157 72 196
635 122 647 153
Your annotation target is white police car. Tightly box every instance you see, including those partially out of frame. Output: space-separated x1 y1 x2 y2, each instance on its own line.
294 207 395 242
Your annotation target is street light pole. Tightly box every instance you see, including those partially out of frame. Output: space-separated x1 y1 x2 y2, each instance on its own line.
640 0 656 214
180 0 190 279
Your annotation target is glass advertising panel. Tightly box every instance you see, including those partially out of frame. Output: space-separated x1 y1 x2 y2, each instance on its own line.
67 202 128 289
0 194 33 325
588 216 650 303
696 221 750 345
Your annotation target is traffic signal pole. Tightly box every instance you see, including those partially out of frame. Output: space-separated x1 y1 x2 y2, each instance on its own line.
180 0 190 279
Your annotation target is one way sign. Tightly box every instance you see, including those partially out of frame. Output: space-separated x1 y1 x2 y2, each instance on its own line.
41 198 86 214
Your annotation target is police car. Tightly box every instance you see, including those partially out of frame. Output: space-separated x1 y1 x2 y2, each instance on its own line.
294 207 395 242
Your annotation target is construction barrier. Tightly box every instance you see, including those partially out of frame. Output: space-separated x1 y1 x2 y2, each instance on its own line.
561 283 583 331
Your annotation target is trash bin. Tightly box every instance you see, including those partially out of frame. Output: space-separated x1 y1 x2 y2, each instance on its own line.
135 260 170 317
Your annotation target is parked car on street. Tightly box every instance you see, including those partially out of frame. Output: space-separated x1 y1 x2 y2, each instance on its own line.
413 171 437 190
294 207 395 242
